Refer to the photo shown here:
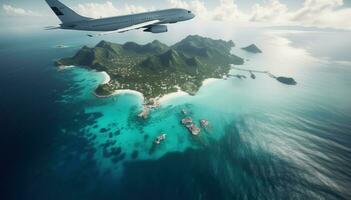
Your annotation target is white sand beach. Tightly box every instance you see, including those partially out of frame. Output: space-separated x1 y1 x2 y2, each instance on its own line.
58 65 76 71
94 89 144 100
100 71 111 84
111 89 144 100
157 90 189 104
95 76 221 104
202 78 220 86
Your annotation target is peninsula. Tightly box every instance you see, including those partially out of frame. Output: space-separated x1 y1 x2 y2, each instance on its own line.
56 35 244 102
231 66 297 85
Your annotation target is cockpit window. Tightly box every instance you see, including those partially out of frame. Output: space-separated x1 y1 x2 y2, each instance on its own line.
188 11 191 13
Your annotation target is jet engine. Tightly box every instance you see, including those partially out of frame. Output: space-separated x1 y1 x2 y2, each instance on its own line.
144 25 168 33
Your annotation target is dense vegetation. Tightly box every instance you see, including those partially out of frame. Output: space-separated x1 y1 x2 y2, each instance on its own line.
56 35 244 100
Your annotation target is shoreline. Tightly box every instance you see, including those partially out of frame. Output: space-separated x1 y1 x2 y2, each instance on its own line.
100 71 111 84
156 78 221 104
94 74 222 105
58 65 76 71
62 62 230 105
202 78 220 87
94 89 145 100
157 90 189 104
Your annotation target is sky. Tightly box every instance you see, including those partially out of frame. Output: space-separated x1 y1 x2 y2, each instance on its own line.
1 0 351 30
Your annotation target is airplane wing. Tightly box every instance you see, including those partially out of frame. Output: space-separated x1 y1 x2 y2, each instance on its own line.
44 26 61 30
87 19 161 37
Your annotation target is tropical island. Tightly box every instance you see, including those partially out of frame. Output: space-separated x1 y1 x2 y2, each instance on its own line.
56 35 244 103
242 44 262 53
276 77 297 85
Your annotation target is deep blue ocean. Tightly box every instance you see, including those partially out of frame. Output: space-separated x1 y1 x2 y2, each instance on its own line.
1 24 351 200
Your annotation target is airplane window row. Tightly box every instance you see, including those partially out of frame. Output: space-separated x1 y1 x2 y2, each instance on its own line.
93 21 128 27
91 12 179 27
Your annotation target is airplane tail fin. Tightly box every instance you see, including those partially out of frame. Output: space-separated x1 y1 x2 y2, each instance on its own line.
45 0 91 24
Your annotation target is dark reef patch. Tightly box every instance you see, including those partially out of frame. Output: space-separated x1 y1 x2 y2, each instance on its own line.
114 129 121 136
110 121 344 200
131 150 139 159
100 128 108 133
111 147 122 156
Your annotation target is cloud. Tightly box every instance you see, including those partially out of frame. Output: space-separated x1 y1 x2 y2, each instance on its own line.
212 0 248 21
75 1 149 18
289 0 351 28
2 4 39 17
168 0 351 30
124 4 148 14
75 1 119 18
169 0 247 21
169 0 209 20
292 0 343 21
250 0 289 23
250 0 351 29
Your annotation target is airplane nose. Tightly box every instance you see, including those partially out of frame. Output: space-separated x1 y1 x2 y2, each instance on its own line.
190 13 195 19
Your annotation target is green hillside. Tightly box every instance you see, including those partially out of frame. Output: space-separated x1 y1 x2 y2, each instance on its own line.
56 35 244 101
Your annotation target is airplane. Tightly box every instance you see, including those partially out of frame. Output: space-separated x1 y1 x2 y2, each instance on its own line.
45 0 195 37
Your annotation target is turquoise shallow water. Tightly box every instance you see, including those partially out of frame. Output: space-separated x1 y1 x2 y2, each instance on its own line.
1 24 351 199
56 28 351 191
58 67 232 175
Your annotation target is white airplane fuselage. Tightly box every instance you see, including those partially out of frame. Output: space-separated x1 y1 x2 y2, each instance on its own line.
46 0 195 35
63 9 195 32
